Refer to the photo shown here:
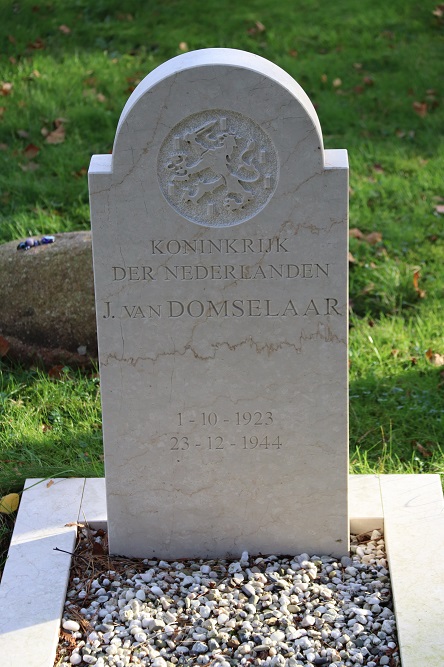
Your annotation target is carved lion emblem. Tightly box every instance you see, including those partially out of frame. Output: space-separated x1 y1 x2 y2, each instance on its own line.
158 110 279 227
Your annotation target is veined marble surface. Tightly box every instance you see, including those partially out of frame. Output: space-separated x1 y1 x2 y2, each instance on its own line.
89 49 349 558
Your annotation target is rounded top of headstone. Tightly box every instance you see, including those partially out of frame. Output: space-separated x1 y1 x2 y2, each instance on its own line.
115 49 322 146
110 49 326 228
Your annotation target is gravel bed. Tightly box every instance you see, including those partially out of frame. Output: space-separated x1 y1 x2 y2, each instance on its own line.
56 528 400 667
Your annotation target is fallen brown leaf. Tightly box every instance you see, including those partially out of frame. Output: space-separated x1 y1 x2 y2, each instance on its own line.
45 124 65 144
349 227 365 239
61 630 78 647
429 352 444 367
96 93 106 103
59 24 71 34
0 143 7 151
23 143 40 159
92 541 105 555
73 167 87 178
28 38 45 50
333 78 342 88
413 101 427 117
413 441 432 457
48 365 64 378
26 36 42 50
0 335 10 357
247 20 266 35
365 231 382 245
348 251 356 263
46 479 54 488
178 42 188 51
435 204 444 214
373 163 384 173
412 270 426 298
65 522 85 528
0 82 13 96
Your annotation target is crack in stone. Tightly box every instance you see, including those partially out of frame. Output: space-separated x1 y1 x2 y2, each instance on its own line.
102 323 345 367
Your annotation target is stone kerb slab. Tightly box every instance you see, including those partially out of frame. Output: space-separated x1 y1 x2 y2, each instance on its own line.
89 49 349 559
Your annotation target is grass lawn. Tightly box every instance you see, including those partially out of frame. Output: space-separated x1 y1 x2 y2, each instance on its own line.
1 0 443 568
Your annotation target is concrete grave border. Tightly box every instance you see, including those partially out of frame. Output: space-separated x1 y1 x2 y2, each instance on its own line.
0 474 442 666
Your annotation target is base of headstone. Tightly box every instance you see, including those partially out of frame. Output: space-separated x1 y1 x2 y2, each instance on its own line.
0 474 442 667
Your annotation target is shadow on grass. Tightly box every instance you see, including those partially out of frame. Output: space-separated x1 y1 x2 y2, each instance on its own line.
350 365 444 476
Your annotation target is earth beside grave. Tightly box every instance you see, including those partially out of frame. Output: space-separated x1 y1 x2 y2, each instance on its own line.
89 48 349 559
0 231 96 364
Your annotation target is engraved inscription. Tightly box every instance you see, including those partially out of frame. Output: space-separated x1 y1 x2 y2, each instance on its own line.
171 411 281 454
177 411 274 426
170 435 282 451
102 298 343 319
111 263 330 282
158 110 279 227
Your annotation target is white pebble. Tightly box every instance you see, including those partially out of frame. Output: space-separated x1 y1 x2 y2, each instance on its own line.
62 620 80 632
270 629 285 642
152 658 168 667
217 613 229 625
301 614 315 627
199 605 211 618
192 641 208 654
242 583 256 597
69 654 82 665
228 562 242 573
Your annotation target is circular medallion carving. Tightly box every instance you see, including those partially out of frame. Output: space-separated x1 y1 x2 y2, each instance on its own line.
157 110 279 227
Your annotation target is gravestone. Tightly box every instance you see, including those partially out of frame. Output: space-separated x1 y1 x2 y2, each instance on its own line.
89 49 349 559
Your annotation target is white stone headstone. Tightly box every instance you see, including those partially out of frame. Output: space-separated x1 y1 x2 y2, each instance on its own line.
89 48 349 559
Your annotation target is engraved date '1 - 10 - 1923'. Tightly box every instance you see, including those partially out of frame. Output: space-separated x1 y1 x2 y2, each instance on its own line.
177 411 273 427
